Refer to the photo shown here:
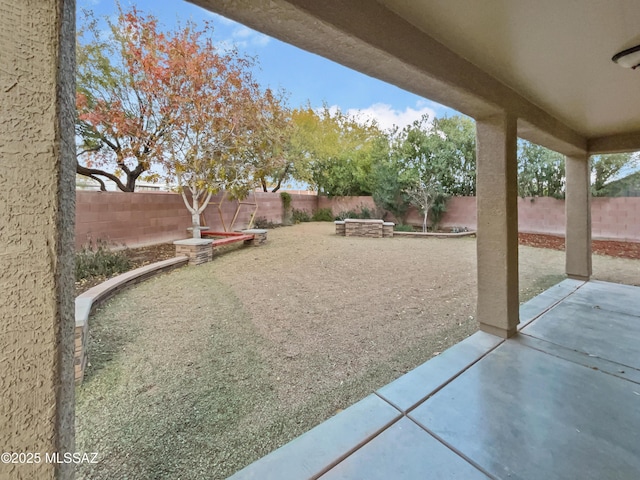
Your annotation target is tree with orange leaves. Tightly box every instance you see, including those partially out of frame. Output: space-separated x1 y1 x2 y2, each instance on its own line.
76 7 267 196
76 7 175 191
161 20 264 236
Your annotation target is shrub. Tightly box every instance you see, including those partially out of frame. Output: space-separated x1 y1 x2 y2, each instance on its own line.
335 206 376 220
280 192 293 225
393 224 414 232
291 209 311 223
279 191 292 210
253 217 279 229
358 205 373 219
429 194 448 231
76 241 131 281
335 210 358 221
312 208 334 222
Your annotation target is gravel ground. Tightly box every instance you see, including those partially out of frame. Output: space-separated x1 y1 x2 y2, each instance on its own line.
75 222 640 479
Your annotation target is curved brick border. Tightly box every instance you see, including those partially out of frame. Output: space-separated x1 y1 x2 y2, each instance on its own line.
74 256 189 384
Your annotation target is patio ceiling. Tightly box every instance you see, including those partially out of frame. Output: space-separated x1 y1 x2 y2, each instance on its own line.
189 0 640 156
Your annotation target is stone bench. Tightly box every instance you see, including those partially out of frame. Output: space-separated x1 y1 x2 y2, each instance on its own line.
335 219 394 238
175 229 268 265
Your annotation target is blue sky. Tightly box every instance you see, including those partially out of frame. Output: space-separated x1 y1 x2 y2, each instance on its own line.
78 0 459 132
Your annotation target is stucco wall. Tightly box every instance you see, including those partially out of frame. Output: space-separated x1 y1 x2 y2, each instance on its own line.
0 1 76 479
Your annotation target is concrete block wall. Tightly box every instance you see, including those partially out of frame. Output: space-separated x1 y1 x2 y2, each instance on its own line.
76 192 640 249
76 191 190 249
75 191 317 249
318 196 377 216
592 197 640 242
437 197 477 231
290 194 318 215
517 197 565 236
434 196 640 241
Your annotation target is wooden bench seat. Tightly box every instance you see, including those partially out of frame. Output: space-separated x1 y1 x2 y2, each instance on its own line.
208 234 254 247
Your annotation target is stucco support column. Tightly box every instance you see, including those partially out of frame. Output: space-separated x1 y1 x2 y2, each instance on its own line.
565 154 592 280
475 113 519 338
0 1 76 479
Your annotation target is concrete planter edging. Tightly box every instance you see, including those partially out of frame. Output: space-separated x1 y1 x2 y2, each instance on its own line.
74 256 189 384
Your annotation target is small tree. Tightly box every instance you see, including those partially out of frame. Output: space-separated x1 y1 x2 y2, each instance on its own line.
371 134 411 222
404 180 446 232
371 115 472 226
393 115 450 231
158 18 260 237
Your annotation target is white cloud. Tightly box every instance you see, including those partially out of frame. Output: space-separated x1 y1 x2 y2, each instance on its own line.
233 27 253 39
251 33 271 47
232 26 270 48
340 103 436 132
205 12 270 49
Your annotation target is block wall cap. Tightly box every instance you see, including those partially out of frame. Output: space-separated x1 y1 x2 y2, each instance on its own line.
344 219 384 224
173 238 214 246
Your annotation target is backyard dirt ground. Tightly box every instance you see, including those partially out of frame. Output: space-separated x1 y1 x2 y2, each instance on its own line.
75 222 640 479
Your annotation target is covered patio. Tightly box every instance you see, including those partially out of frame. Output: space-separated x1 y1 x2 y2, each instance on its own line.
230 279 640 478
189 2 640 477
2 1 640 479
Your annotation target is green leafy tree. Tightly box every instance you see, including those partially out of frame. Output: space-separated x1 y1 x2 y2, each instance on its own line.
517 141 565 198
243 88 293 193
290 106 385 196
427 116 476 196
371 133 411 222
515 144 639 198
393 116 450 231
591 153 639 196
372 115 474 229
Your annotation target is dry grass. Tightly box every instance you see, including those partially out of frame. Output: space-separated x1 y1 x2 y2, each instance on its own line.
75 222 640 479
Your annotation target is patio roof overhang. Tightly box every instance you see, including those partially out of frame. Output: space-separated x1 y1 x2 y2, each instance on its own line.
190 0 640 156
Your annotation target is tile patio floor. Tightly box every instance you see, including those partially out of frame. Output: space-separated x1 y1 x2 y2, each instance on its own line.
230 279 640 480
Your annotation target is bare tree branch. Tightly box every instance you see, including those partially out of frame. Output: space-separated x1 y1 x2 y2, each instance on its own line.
77 164 129 192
